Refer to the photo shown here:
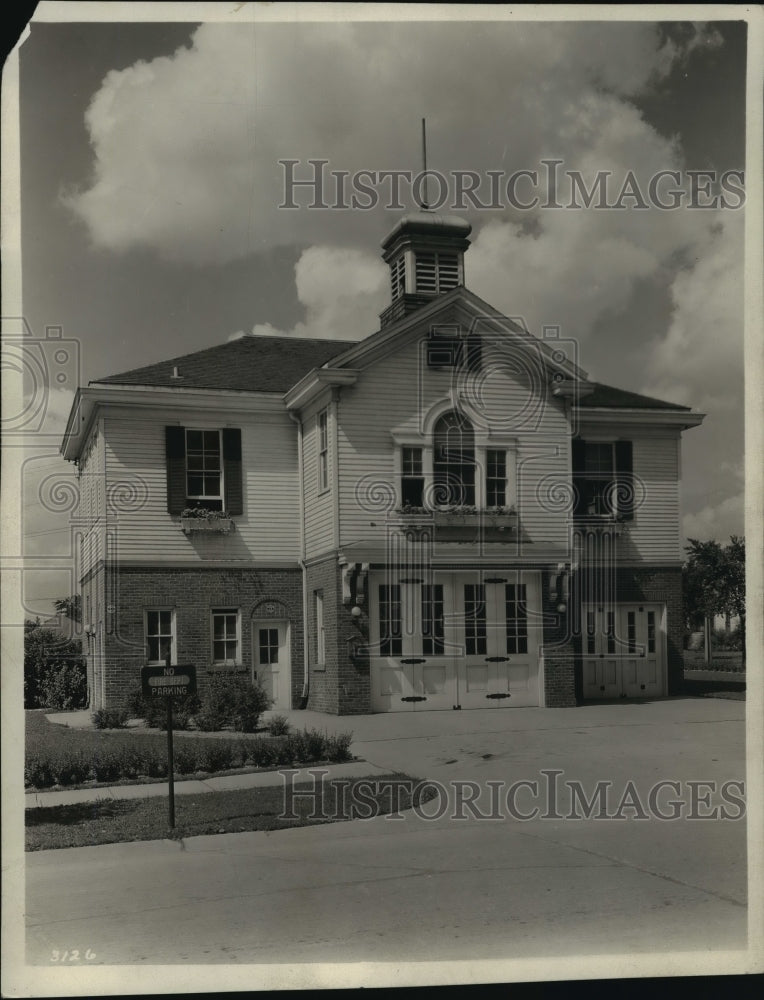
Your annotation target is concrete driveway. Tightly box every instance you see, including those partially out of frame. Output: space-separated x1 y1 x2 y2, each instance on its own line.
22 697 753 982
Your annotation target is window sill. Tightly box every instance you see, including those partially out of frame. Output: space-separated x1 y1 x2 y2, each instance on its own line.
207 663 245 671
180 517 233 535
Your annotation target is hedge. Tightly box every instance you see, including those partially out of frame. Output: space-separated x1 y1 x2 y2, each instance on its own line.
25 727 353 790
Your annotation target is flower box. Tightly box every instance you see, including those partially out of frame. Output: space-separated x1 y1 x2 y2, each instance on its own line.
181 516 233 535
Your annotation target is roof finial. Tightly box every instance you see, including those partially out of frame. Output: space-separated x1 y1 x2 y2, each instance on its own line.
420 117 430 211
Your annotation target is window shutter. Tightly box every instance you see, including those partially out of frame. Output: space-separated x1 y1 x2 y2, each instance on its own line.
571 438 586 516
614 440 634 521
222 428 243 516
165 426 186 515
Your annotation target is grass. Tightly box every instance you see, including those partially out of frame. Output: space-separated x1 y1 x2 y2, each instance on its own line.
26 774 433 851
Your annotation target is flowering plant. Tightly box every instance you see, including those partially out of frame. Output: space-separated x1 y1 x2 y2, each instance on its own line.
180 507 231 519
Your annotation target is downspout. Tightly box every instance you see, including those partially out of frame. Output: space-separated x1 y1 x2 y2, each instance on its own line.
288 407 310 708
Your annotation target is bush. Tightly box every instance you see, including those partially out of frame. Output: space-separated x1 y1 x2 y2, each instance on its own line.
198 672 271 733
267 714 291 737
91 708 129 730
324 730 353 762
38 660 88 711
125 686 200 730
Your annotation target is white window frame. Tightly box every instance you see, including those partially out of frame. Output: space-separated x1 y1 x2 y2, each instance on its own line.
317 409 329 494
145 608 177 666
210 607 241 667
185 428 225 506
315 591 326 669
392 438 517 511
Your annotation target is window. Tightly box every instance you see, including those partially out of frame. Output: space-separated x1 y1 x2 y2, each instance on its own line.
390 255 405 301
315 591 326 667
486 449 506 507
211 608 240 665
427 326 481 371
146 609 175 665
401 447 424 507
572 439 634 520
647 611 656 654
626 610 637 655
378 584 402 656
505 584 528 654
422 584 445 655
165 426 243 515
186 429 223 505
318 409 329 492
434 411 475 506
259 627 279 665
415 252 459 295
464 584 487 655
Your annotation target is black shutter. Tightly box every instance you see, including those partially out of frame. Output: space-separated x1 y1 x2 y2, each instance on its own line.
571 438 586 516
614 440 634 521
165 426 186 515
223 428 243 516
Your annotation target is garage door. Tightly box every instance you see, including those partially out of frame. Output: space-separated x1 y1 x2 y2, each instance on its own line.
581 603 666 699
369 571 542 712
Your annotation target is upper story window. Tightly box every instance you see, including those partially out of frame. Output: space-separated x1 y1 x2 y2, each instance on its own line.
572 439 634 520
186 429 223 505
427 325 481 371
165 426 243 516
486 449 507 507
434 411 475 506
401 447 424 507
318 409 329 492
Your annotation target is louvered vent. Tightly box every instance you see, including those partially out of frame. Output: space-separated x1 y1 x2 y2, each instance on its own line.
415 252 459 295
390 255 405 300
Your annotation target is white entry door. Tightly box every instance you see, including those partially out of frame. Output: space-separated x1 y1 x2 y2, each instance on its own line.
369 572 542 712
252 620 290 710
581 604 665 699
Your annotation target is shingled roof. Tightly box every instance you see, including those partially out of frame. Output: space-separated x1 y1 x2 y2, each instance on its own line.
93 335 358 393
580 382 690 411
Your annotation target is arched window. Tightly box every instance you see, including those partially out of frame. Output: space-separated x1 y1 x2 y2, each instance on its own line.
433 411 475 506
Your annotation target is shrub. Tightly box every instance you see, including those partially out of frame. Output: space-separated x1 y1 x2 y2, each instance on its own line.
324 730 353 762
39 660 88 711
197 672 271 733
267 714 291 737
125 686 200 730
91 708 129 730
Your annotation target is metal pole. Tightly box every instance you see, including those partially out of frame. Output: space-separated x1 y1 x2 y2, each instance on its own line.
167 697 175 829
421 117 429 210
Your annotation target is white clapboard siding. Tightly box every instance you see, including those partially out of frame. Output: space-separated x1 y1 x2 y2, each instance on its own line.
78 424 106 579
303 406 336 559
336 335 571 551
103 412 300 563
619 437 681 562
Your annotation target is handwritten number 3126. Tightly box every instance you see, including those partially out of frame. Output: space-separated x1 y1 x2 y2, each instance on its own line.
50 949 96 962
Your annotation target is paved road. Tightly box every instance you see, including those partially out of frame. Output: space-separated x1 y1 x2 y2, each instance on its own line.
21 698 754 980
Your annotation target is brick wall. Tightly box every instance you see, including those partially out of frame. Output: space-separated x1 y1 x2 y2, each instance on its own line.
100 565 303 710
305 555 372 714
540 570 576 706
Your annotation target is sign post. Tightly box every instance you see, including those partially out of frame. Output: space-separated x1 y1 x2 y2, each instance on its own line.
141 660 197 830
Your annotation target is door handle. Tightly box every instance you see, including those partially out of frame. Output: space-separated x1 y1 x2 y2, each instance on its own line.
486 692 511 699
485 656 509 662
401 658 426 664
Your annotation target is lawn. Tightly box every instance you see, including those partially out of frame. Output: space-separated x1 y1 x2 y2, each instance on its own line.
26 774 432 851
25 710 353 789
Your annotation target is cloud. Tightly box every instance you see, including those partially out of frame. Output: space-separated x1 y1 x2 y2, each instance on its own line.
683 491 744 543
63 20 719 267
230 245 388 341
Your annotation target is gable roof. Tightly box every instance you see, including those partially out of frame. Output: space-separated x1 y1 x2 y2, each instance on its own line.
581 382 690 411
93 335 358 393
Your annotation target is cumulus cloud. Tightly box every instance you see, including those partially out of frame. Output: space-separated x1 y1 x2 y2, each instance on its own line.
683 491 744 543
229 245 388 341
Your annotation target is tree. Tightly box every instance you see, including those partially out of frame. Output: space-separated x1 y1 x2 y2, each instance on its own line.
24 618 87 709
683 536 746 662
53 594 81 623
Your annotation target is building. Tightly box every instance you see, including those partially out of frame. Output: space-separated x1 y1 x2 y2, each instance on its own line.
61 212 704 714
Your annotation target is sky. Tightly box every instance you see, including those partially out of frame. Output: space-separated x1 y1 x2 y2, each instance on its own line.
11 8 749 618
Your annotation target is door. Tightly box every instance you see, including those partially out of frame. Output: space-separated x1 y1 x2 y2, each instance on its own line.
369 580 456 711
369 572 542 712
452 573 542 709
581 604 665 699
252 620 290 710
